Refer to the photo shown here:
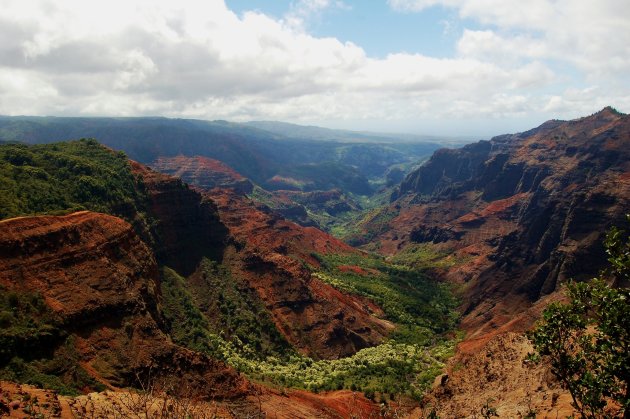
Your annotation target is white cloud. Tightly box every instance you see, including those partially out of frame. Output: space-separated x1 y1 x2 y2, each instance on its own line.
457 30 547 64
387 0 630 130
0 0 626 136
390 0 630 80
543 86 630 116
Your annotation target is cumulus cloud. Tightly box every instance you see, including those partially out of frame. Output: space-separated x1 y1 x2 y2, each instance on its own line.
0 0 626 135
390 0 630 126
390 0 630 79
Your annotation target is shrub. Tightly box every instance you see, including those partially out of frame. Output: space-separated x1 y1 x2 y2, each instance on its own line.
528 218 629 418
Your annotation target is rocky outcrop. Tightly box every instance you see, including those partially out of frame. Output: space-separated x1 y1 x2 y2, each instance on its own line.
150 155 254 194
275 189 361 217
209 189 392 359
0 211 247 398
379 107 630 339
131 161 228 276
394 140 493 200
424 332 575 418
0 211 159 325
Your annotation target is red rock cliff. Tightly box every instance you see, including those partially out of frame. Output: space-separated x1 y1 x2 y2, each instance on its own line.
380 107 630 341
0 211 247 398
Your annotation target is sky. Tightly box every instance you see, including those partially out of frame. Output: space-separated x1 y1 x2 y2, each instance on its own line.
0 0 628 137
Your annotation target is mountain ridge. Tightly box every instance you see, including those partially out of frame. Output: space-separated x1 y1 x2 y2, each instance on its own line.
0 115 442 193
371 107 629 342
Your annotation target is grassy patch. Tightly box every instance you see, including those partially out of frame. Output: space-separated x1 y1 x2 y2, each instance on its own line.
390 242 469 271
314 253 459 341
338 206 400 246
297 253 460 398
248 186 279 209
0 337 106 396
0 287 62 363
245 340 456 399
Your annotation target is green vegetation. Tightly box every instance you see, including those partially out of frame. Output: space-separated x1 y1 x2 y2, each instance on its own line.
0 289 102 395
0 288 61 363
340 205 401 247
528 219 630 418
161 260 293 361
246 339 455 400
0 336 106 396
160 266 226 357
0 139 148 220
248 186 281 210
161 253 459 400
390 243 469 271
314 253 459 343
237 251 460 398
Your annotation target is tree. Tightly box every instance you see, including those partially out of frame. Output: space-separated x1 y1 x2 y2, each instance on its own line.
528 217 630 418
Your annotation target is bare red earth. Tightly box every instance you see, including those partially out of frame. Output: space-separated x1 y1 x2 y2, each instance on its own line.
0 381 385 418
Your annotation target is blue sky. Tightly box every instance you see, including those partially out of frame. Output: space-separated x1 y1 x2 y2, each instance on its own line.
227 1 467 58
0 0 628 137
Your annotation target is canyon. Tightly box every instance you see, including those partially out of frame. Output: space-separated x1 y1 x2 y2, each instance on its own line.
0 108 628 417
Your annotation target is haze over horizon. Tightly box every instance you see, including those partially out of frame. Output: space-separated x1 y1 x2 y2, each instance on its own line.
0 0 628 136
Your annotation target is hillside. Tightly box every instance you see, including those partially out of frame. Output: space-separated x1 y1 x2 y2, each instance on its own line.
0 211 247 399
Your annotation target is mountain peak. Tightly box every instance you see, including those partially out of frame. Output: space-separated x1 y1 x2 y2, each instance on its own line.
589 106 625 120
599 105 624 116
566 105 626 128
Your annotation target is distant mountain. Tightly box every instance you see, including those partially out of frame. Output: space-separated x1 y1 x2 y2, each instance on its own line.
0 116 442 193
244 120 469 145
